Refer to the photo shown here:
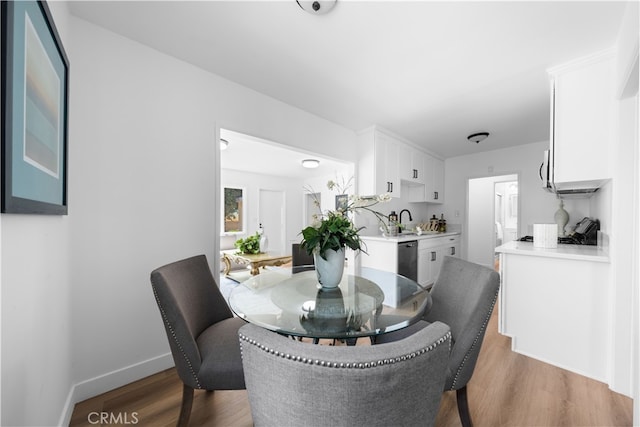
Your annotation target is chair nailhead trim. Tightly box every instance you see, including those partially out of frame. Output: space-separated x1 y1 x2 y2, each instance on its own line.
238 331 452 369
152 284 202 389
450 288 499 390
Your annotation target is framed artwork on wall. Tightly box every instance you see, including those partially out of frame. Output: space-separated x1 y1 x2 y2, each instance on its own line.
335 194 348 211
1 0 69 214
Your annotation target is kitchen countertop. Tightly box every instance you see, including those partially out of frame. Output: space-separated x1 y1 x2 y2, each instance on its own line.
360 231 460 243
495 240 609 263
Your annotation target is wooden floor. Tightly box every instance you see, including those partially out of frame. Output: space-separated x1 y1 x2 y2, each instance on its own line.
70 308 633 426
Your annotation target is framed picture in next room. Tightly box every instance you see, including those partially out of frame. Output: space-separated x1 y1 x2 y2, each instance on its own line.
1 0 69 214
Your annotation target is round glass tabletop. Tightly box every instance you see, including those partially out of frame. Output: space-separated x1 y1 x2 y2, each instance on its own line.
228 266 430 340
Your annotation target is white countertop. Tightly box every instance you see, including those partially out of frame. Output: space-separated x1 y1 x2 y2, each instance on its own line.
495 240 609 263
360 231 460 243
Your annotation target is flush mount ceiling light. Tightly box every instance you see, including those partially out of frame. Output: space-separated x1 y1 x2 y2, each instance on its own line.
302 159 320 169
220 138 229 150
296 0 337 15
467 132 490 144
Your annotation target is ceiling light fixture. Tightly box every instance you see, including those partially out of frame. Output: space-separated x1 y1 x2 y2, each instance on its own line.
220 138 229 150
467 132 490 144
302 159 320 169
296 0 337 15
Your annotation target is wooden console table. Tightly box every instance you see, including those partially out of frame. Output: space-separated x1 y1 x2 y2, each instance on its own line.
222 251 292 276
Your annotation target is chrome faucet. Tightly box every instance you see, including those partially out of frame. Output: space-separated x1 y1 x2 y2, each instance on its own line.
399 209 412 232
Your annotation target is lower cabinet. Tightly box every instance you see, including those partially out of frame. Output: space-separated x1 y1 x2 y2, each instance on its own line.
417 235 460 288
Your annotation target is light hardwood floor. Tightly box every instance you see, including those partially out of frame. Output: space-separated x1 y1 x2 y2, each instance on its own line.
70 308 633 426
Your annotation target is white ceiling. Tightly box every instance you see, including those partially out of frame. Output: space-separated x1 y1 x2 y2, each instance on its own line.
69 0 628 170
220 129 352 178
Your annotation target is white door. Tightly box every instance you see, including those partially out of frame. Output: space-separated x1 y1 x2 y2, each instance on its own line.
259 189 285 254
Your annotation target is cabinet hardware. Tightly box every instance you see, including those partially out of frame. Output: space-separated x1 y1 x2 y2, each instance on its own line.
431 251 436 261
450 247 456 256
434 191 439 200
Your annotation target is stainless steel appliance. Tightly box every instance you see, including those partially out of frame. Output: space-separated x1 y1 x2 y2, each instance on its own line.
397 241 418 281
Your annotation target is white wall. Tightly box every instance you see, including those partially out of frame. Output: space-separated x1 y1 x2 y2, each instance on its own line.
2 10 358 426
600 0 638 399
438 141 591 260
0 3 74 426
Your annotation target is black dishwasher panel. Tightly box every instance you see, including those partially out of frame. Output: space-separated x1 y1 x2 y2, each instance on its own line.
397 241 418 282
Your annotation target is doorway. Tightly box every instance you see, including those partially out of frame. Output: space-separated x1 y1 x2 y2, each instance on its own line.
467 174 519 268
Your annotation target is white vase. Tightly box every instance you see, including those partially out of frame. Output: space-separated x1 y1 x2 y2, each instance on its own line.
554 200 570 237
313 247 345 288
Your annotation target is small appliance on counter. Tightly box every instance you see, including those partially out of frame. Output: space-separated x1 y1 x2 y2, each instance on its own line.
519 217 600 245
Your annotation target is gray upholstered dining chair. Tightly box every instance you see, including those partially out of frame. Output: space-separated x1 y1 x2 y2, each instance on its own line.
375 256 500 427
239 321 452 427
291 242 314 273
150 254 246 427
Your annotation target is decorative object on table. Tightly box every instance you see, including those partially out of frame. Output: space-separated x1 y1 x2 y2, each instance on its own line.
234 232 261 254
257 223 268 252
1 0 69 215
312 246 346 288
300 176 391 288
554 199 569 236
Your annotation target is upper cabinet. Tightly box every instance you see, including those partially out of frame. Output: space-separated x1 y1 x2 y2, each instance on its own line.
399 145 426 184
547 49 614 192
424 155 444 203
357 126 444 203
357 127 401 198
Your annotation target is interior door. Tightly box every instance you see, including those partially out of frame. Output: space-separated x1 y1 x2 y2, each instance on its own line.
259 189 285 254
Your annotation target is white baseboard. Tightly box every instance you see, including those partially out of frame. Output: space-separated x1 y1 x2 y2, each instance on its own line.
58 352 174 426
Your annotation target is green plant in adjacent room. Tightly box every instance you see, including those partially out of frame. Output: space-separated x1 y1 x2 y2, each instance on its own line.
235 232 261 254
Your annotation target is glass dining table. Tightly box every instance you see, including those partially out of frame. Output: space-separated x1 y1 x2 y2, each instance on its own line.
228 265 431 343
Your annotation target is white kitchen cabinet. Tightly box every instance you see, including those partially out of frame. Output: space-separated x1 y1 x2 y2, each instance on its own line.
357 127 401 198
547 49 614 190
496 241 610 382
399 145 426 184
417 234 459 287
359 234 460 288
424 155 445 203
358 239 398 273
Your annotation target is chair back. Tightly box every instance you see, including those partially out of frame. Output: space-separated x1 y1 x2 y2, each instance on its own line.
292 243 314 273
150 254 233 388
425 256 500 391
239 321 451 427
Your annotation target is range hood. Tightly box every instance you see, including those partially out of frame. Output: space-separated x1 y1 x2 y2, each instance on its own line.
541 150 605 197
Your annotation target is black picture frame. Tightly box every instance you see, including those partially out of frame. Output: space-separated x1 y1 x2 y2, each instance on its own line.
1 0 69 214
335 194 348 211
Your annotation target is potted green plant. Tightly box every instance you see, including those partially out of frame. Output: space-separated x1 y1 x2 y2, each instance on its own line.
235 232 261 254
300 177 390 288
